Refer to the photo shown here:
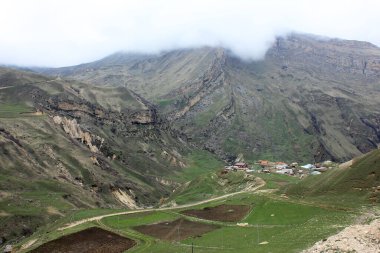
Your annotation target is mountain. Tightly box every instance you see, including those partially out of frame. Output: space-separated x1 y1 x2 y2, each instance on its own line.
40 33 380 163
0 66 212 241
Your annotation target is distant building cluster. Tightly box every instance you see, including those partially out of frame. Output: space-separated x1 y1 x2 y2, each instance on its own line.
224 159 337 177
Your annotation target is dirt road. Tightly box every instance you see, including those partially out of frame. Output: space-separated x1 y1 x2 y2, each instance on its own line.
58 178 266 231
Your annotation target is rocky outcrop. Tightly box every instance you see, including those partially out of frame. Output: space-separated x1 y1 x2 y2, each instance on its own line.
129 109 157 124
171 48 226 120
53 115 103 153
269 34 380 80
112 188 138 209
302 218 380 253
160 150 186 168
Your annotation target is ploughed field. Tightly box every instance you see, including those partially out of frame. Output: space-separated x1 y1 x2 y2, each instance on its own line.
181 204 251 222
134 218 219 241
30 227 136 253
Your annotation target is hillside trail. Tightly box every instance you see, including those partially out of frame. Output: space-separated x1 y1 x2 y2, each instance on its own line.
57 177 266 231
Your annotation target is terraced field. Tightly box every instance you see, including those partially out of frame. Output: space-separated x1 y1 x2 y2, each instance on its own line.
20 192 360 253
11 149 380 253
30 227 136 253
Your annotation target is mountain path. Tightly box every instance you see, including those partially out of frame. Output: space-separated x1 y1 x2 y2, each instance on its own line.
57 177 266 231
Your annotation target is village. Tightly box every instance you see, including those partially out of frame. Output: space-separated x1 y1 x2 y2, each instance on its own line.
224 159 337 178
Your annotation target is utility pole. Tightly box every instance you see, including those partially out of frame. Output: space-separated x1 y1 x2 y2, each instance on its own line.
256 224 260 244
192 242 194 253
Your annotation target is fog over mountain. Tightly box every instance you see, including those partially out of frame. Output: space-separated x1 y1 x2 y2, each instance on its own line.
1 0 380 67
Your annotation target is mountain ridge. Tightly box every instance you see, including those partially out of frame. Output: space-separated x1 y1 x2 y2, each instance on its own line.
37 33 380 163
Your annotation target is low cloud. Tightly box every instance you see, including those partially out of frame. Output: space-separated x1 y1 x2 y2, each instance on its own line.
1 0 379 67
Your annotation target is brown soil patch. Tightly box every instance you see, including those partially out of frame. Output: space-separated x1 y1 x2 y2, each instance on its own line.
30 227 136 253
134 218 219 241
46 206 64 216
181 204 251 222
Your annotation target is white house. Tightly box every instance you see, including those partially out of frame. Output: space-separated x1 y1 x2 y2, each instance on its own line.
301 164 315 169
276 168 294 175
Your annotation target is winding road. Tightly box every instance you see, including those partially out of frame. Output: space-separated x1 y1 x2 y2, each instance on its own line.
58 178 266 231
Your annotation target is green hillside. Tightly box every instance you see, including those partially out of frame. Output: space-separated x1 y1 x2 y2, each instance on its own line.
286 149 380 203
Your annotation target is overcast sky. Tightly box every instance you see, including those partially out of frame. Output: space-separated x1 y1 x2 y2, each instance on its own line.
1 0 379 67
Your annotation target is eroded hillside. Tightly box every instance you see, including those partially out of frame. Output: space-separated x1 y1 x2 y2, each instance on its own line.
41 34 380 163
0 67 202 241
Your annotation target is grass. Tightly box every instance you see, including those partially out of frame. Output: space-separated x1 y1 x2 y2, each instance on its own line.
17 165 374 253
182 194 356 253
156 98 175 108
252 172 300 189
243 195 334 225
169 170 256 205
102 211 179 229
172 150 223 182
285 149 380 205
0 104 35 118
57 193 355 253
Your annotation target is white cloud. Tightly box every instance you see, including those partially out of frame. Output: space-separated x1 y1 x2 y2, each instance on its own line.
0 0 379 67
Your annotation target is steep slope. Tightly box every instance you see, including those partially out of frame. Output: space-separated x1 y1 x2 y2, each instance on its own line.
285 149 380 203
0 67 205 242
39 34 380 163
38 47 217 101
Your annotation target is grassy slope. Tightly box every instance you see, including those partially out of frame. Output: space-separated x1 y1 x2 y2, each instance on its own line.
169 171 253 205
171 151 224 182
26 193 354 253
18 151 380 253
285 149 380 204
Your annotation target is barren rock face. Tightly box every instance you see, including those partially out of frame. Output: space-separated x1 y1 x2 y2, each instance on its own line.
53 115 99 153
130 109 156 124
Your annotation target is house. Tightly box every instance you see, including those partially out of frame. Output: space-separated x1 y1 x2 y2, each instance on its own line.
314 167 328 172
322 160 333 166
259 160 269 167
276 168 294 175
234 162 248 169
275 162 288 169
301 164 315 169
290 162 298 167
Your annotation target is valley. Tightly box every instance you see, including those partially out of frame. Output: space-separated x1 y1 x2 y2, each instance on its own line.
1 33 380 252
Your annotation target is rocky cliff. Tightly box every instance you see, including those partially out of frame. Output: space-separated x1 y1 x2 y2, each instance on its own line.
43 34 380 163
0 67 194 242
